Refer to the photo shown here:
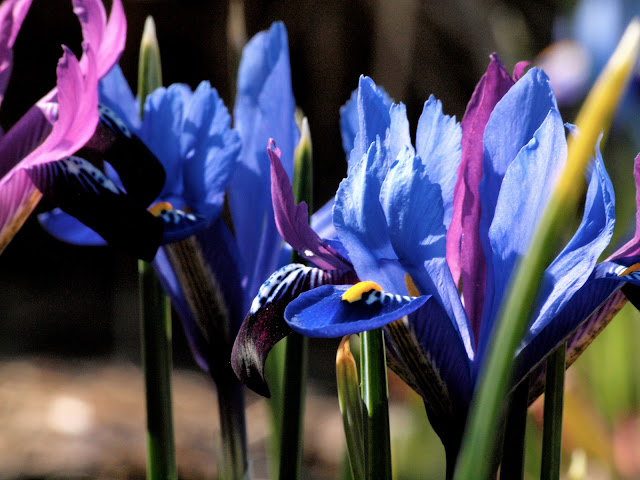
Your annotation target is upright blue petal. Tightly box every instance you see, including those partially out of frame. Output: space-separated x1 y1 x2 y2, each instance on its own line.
379 147 474 358
415 95 461 227
478 107 566 362
339 82 392 157
98 64 140 131
527 143 615 338
139 84 192 204
334 139 405 291
229 21 299 309
180 81 241 220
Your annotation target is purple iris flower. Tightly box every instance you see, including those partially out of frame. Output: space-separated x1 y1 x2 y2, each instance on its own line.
239 55 640 461
0 0 125 255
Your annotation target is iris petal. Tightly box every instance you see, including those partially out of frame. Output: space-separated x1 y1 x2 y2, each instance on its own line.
286 283 428 337
232 263 358 396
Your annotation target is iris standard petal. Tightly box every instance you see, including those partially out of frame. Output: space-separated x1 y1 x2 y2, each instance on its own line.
334 139 405 291
446 55 515 336
309 197 336 241
180 81 240 220
379 147 474 358
98 65 140 131
478 107 566 360
232 263 358 396
140 84 191 196
415 95 461 228
339 81 392 157
269 140 352 270
285 282 428 337
349 76 392 170
229 21 299 308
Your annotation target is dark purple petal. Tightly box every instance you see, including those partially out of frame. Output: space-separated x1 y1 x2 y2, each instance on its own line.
232 263 357 396
269 140 352 270
445 54 515 342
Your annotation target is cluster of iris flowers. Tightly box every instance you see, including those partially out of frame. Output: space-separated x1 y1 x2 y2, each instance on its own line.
1 0 640 478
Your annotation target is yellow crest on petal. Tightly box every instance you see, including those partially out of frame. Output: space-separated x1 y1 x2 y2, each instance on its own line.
148 201 174 216
342 281 383 303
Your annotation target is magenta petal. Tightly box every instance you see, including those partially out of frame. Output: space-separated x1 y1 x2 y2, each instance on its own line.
73 0 126 78
0 0 32 109
0 46 98 252
269 139 352 271
610 153 640 261
445 54 515 342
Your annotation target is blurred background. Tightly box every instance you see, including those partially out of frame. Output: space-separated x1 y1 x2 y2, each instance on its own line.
1 0 640 478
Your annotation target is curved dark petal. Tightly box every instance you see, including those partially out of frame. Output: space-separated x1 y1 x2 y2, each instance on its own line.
26 155 162 261
285 282 428 338
269 140 351 270
232 264 357 397
81 103 166 206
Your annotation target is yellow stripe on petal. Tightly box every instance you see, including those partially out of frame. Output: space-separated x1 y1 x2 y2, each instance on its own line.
148 201 174 216
342 281 383 303
404 274 421 297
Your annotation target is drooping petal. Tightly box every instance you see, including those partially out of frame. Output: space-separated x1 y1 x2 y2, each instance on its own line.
180 81 240 220
446 54 515 337
517 261 640 395
38 208 107 246
478 107 566 361
0 0 32 108
334 139 405 292
232 263 358 396
155 218 246 375
379 147 474 358
269 139 351 270
415 95 461 227
286 282 428 338
229 21 299 308
526 143 615 339
82 103 165 207
26 156 163 260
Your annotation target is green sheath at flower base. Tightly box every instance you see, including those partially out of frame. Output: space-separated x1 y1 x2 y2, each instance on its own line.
454 18 640 480
138 16 163 116
336 336 365 480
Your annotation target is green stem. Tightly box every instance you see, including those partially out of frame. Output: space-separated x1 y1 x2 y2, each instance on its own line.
541 343 566 480
138 260 177 480
361 329 391 479
218 377 249 480
500 377 530 480
278 331 308 479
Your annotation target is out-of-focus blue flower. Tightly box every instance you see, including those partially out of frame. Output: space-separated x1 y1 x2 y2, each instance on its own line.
242 57 640 460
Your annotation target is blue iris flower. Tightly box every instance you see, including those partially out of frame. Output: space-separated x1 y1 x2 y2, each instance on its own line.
242 58 640 460
39 22 313 377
